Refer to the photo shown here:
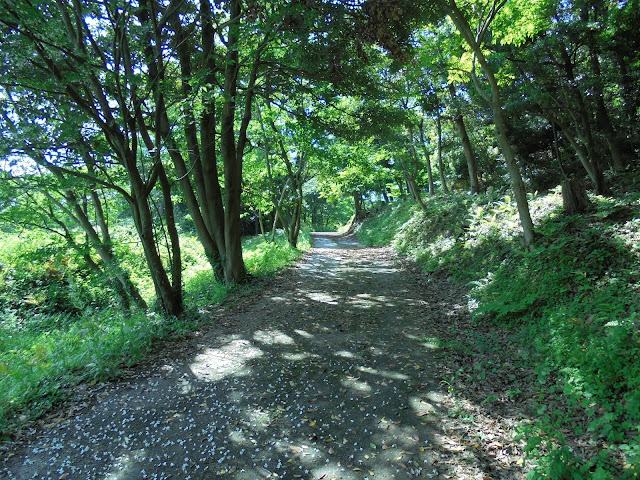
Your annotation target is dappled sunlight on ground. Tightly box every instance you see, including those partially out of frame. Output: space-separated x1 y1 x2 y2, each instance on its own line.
1 233 528 480
253 330 296 346
190 338 263 381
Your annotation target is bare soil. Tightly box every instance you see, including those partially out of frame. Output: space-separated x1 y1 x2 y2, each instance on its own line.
0 233 535 480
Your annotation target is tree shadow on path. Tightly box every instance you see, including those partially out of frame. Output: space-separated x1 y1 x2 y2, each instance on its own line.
1 233 529 480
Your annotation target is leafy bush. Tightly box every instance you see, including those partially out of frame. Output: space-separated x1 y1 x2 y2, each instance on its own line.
0 234 114 316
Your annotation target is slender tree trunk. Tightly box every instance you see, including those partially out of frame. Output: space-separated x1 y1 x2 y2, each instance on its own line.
287 172 304 248
407 124 428 209
588 47 627 171
381 186 390 203
54 192 147 310
271 211 279 243
557 48 608 194
129 175 182 316
353 191 366 220
289 166 305 249
417 120 435 195
258 210 267 239
289 201 301 248
87 189 147 309
447 1 535 249
257 101 293 244
77 236 132 310
163 132 223 279
165 3 226 281
397 178 407 199
266 106 306 249
493 107 536 249
436 111 449 193
158 167 183 314
549 116 597 184
406 176 427 210
200 0 228 275
448 84 480 193
89 190 110 243
582 2 628 171
615 50 639 145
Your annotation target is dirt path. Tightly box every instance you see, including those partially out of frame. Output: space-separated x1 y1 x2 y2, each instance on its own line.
1 233 527 480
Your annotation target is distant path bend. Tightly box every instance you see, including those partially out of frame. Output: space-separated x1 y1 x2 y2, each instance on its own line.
1 233 524 480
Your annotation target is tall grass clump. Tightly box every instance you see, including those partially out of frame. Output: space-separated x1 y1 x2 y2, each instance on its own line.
243 229 311 275
0 307 163 436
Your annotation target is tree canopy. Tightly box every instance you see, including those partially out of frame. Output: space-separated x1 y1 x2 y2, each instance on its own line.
1 0 638 314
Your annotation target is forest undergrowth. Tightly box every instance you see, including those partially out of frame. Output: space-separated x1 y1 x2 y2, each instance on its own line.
0 228 310 439
355 188 640 479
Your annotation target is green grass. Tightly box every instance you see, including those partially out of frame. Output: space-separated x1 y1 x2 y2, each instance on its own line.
0 308 162 436
355 189 640 479
243 230 311 276
0 228 310 438
354 200 419 246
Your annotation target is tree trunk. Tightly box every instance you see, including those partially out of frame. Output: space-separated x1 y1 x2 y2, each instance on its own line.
220 0 247 285
86 188 147 309
381 186 390 203
167 5 225 281
200 0 228 278
436 111 449 193
158 167 183 314
353 191 366 220
50 195 146 311
263 100 307 249
448 84 480 193
163 132 223 280
130 177 183 316
288 173 304 249
557 48 608 195
583 2 628 171
550 116 595 181
258 210 267 239
289 199 302 248
26 0 183 315
397 179 407 199
562 177 592 215
447 1 535 249
257 102 294 245
418 120 435 195
615 50 640 149
407 124 427 209
588 49 627 171
406 176 427 210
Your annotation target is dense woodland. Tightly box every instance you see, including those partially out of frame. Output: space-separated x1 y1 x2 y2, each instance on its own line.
0 0 639 477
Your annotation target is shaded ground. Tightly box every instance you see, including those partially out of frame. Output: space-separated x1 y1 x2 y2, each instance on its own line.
0 233 532 479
